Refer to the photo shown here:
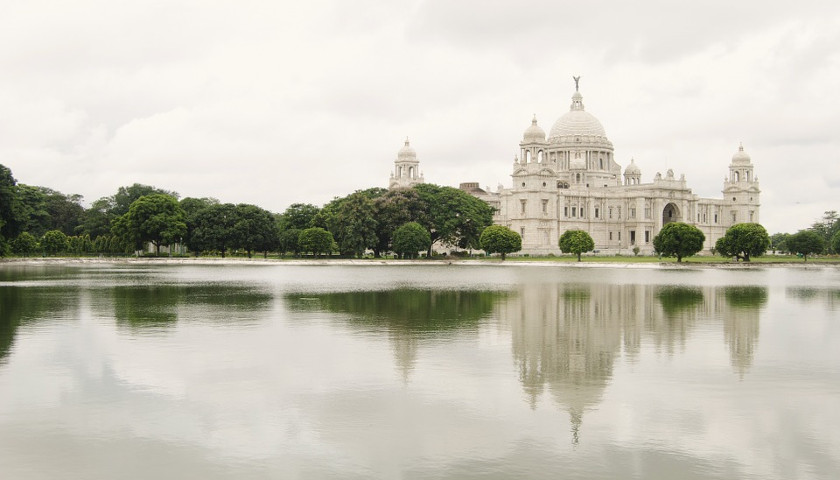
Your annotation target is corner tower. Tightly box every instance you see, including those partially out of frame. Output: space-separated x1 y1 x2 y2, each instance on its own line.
722 144 760 224
389 138 424 189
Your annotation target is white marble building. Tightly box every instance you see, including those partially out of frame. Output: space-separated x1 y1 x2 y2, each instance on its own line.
388 80 760 256
469 81 760 255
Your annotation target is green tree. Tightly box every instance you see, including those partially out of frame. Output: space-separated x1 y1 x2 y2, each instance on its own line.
0 164 27 254
113 194 186 256
11 232 38 256
715 223 770 262
810 210 839 252
558 229 595 261
111 183 179 217
232 204 279 258
315 190 381 258
187 203 238 257
41 229 69 255
299 227 334 258
479 225 521 260
278 228 301 257
414 184 494 256
786 230 825 261
392 222 432 259
652 222 705 262
832 231 840 257
278 203 320 231
372 189 425 256
769 232 790 254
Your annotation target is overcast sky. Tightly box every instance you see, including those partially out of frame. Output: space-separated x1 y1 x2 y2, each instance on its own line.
2 0 838 234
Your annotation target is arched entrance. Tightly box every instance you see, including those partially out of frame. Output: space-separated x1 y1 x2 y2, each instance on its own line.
662 203 680 225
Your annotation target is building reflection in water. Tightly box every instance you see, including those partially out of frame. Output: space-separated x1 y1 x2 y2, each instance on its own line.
502 282 765 444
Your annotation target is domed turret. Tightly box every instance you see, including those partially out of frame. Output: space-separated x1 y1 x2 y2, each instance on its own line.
398 138 417 161
623 158 641 185
523 115 546 143
731 143 751 164
389 137 424 190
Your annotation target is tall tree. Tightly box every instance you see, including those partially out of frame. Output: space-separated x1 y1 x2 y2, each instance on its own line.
392 222 431 259
278 203 320 231
810 210 839 251
373 189 425 257
299 227 334 258
413 184 494 256
233 204 279 258
653 222 705 262
0 164 26 254
715 223 770 262
187 203 238 257
786 230 825 261
113 194 186 256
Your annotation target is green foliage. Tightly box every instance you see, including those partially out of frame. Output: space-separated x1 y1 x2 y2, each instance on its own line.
786 230 825 261
769 232 790 254
558 229 595 261
113 194 186 256
278 203 320 231
232 204 279 257
187 203 238 257
652 222 705 262
832 231 840 256
810 210 839 252
315 191 380 258
1 164 27 254
41 230 69 255
299 227 334 257
392 222 431 259
372 189 425 256
278 228 301 256
479 225 521 260
11 232 38 256
413 184 494 255
715 223 770 262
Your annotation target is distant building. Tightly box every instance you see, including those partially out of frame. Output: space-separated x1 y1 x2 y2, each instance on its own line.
386 80 760 255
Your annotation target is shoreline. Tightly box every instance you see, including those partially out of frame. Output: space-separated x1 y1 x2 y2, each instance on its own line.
1 256 836 269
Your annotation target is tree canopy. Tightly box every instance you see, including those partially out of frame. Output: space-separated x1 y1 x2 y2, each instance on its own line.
414 184 494 256
186 203 238 257
786 230 825 261
558 229 595 261
113 194 186 255
653 222 705 262
299 227 334 257
715 223 770 262
392 222 431 259
480 225 521 260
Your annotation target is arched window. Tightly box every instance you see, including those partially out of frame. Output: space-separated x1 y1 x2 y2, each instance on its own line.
746 171 750 181
537 150 544 163
734 171 740 182
398 166 403 177
409 166 414 178
576 173 581 183
526 151 532 163
599 158 604 169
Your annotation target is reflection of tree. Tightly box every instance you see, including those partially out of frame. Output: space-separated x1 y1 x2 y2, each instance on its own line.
110 284 273 331
786 287 840 310
285 289 502 380
651 286 706 355
0 286 79 362
721 286 766 378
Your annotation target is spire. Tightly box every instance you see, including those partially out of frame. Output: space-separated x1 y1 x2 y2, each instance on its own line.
404 136 410 147
532 114 538 125
570 76 584 111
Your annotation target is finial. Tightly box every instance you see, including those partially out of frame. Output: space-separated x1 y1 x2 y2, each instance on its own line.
404 136 410 147
573 75 580 91
531 114 537 125
739 142 744 152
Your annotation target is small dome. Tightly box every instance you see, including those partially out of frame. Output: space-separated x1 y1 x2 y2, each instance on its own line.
624 158 641 175
523 115 546 143
732 143 751 164
398 138 417 161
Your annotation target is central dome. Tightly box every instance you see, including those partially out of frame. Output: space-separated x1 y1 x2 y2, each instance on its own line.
548 90 607 142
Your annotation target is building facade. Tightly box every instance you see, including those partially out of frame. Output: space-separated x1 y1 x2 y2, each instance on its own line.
469 81 760 255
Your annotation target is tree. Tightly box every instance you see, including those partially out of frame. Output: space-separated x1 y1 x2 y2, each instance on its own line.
41 230 69 255
652 222 705 262
786 230 825 261
392 222 431 259
335 192 379 258
111 183 179 218
810 210 839 252
278 203 320 231
413 184 494 256
11 232 38 256
278 228 301 257
479 225 521 260
372 189 425 257
832 231 840 257
769 232 790 254
113 194 186 256
715 223 770 262
0 164 27 254
187 203 237 257
299 227 334 258
559 229 595 261
232 204 279 258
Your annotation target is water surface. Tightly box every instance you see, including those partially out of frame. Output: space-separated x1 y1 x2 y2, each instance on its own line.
1 263 838 479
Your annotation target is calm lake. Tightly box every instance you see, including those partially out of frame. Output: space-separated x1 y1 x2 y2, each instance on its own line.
1 262 838 479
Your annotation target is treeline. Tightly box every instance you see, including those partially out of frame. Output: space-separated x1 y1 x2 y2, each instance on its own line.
0 164 494 258
769 211 840 258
